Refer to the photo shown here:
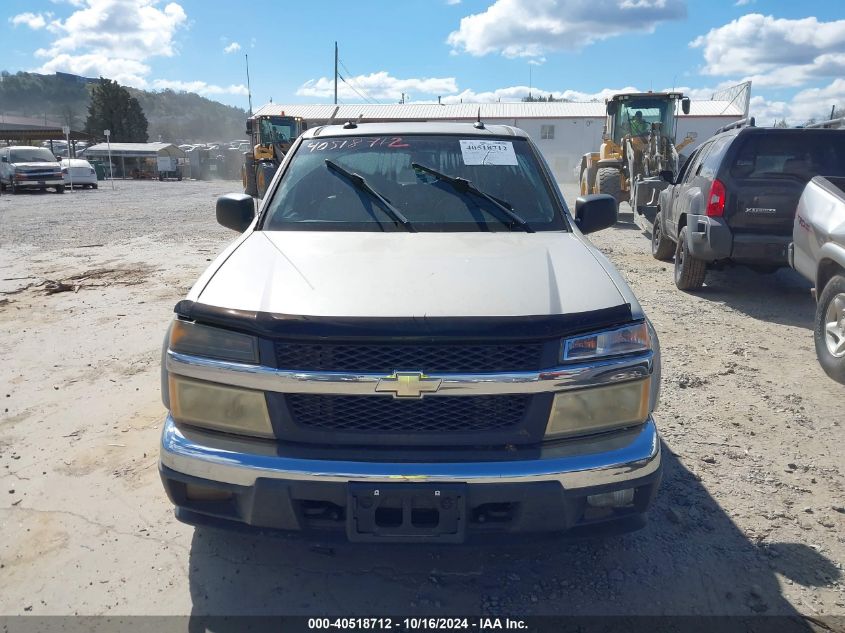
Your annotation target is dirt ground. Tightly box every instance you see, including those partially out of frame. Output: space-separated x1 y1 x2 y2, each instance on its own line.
0 180 843 621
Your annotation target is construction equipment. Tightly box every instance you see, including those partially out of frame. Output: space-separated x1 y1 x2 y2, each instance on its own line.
579 92 696 221
242 113 307 198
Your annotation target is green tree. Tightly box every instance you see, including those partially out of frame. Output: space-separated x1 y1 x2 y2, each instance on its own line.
84 78 148 142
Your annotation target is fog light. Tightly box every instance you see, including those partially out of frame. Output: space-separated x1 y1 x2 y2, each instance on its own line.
185 483 233 502
587 488 635 508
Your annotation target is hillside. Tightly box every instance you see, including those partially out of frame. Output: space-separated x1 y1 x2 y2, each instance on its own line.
0 71 247 142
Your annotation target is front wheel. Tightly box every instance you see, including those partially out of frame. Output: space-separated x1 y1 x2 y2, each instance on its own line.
580 169 590 196
596 167 623 208
815 274 845 384
651 211 675 261
55 185 65 194
674 226 706 290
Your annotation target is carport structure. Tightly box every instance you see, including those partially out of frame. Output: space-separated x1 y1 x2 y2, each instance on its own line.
83 142 186 179
0 114 92 154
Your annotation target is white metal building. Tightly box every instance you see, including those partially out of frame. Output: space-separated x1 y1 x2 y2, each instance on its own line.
254 100 745 182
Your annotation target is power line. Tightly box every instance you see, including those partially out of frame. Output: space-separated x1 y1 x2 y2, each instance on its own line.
338 72 378 105
338 58 381 104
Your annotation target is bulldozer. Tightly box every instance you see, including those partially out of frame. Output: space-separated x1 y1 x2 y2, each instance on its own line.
242 113 307 198
579 92 696 222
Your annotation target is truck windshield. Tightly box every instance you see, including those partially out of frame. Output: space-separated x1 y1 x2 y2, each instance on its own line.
259 117 298 145
262 135 565 232
10 147 57 163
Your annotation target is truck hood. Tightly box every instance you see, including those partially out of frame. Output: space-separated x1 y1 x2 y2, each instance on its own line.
195 231 627 318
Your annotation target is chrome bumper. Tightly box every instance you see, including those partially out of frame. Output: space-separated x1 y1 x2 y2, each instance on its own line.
160 415 661 490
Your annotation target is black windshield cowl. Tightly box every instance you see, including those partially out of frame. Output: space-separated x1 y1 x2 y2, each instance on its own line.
325 159 415 232
411 162 535 233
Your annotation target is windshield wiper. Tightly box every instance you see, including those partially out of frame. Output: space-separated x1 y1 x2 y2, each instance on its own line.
412 162 534 232
325 159 414 232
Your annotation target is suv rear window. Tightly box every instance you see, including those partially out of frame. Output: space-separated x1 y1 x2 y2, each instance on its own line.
262 135 565 232
729 133 845 181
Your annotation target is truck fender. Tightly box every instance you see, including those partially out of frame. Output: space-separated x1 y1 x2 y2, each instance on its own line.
816 243 845 293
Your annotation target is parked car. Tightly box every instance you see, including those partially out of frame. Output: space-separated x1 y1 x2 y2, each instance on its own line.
61 158 98 189
651 121 845 290
158 122 663 542
790 176 845 384
0 146 64 194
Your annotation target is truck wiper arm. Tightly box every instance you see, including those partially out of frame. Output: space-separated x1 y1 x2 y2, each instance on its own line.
325 160 414 232
411 162 534 232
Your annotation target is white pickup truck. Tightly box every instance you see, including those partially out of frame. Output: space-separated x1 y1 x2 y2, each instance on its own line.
159 122 663 542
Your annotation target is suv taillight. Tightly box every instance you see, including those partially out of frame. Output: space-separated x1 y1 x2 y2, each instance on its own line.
706 179 726 217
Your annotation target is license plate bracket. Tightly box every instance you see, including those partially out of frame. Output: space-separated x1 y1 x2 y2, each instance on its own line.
347 482 466 543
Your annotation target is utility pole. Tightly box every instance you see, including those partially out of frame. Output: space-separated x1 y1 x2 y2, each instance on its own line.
334 41 338 105
245 54 253 116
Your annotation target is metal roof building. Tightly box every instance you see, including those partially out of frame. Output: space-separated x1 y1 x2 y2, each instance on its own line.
253 99 745 182
83 142 186 159
254 100 745 121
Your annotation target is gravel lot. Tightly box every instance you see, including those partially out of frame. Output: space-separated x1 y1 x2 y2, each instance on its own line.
0 180 843 622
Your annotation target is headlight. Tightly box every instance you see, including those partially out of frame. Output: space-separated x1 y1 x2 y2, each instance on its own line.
562 322 650 362
545 378 650 439
169 375 274 438
169 319 258 363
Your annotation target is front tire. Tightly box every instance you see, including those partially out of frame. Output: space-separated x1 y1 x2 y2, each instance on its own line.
596 167 623 208
815 274 845 384
55 185 65 194
651 211 675 261
674 226 707 290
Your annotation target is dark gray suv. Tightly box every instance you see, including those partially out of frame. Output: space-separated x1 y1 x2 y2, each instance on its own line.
651 123 845 290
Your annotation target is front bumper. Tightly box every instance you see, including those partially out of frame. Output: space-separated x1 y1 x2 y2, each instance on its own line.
159 414 662 539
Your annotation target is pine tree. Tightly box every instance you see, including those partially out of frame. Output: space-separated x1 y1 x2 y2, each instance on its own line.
84 78 148 142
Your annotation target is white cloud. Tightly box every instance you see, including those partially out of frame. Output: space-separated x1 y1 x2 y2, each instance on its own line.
9 12 51 29
223 41 241 54
32 0 188 85
37 53 152 86
437 84 640 103
448 0 686 58
446 0 461 4
151 79 249 96
297 72 459 101
691 14 845 87
742 80 845 125
734 0 755 5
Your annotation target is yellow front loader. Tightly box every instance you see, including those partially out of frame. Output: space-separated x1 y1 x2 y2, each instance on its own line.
242 113 307 198
579 92 696 221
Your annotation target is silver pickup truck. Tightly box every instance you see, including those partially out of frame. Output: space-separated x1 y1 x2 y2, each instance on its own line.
159 122 663 542
791 175 845 384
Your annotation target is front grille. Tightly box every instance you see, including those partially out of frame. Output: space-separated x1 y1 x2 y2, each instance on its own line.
286 394 530 433
274 341 545 373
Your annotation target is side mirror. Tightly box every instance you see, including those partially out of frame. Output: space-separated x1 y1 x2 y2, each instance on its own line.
659 170 674 183
216 193 255 232
574 194 617 234
682 97 691 115
606 101 618 116
245 120 253 136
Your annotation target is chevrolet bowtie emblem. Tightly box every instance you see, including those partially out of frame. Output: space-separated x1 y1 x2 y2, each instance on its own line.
375 372 442 399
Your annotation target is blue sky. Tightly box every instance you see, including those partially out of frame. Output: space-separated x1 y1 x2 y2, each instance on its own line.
3 0 845 123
